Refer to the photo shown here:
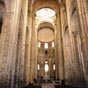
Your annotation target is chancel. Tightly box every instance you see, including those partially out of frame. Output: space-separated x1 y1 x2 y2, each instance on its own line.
0 0 88 88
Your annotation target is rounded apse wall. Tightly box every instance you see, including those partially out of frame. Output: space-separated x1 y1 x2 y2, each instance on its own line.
38 27 54 42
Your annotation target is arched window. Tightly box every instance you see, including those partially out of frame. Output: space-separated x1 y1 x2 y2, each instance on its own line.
38 42 41 48
45 61 49 72
53 64 55 70
52 42 55 48
37 63 40 70
44 43 48 49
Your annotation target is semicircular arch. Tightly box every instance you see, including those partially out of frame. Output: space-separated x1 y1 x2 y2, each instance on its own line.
37 22 55 32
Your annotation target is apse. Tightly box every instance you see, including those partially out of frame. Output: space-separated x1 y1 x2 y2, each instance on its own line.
38 27 54 42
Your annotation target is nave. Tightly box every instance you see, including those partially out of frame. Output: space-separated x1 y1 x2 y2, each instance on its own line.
0 0 88 88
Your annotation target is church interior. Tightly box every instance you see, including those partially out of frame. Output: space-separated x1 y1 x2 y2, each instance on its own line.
0 0 88 88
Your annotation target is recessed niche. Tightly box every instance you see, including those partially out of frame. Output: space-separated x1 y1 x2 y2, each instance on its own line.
45 50 48 55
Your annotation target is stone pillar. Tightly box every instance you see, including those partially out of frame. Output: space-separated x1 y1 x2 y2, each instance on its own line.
60 4 73 84
65 0 85 87
59 5 66 82
71 1 86 86
49 58 54 78
30 19 38 81
54 27 59 79
15 0 28 86
76 0 88 87
56 13 64 81
65 1 75 85
24 0 33 84
0 0 22 87
71 32 85 86
24 27 30 84
64 29 72 84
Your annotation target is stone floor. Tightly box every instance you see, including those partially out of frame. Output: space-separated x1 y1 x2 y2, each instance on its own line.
42 84 54 88
16 83 84 88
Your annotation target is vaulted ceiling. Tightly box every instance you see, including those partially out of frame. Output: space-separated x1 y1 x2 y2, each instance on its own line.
32 0 59 43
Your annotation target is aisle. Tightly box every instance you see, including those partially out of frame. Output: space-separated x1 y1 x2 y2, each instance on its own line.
42 84 54 88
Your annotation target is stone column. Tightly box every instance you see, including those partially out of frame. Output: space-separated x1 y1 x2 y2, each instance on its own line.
60 4 73 84
24 27 30 84
54 27 59 79
0 0 22 87
56 13 64 81
59 5 66 82
71 1 86 86
71 32 85 86
65 0 85 87
65 1 76 86
24 0 33 84
30 12 37 81
76 0 88 87
49 58 54 78
15 0 28 86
